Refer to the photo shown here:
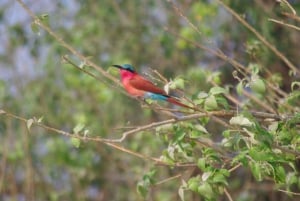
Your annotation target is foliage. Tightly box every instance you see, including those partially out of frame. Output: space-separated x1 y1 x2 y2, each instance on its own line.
0 0 300 201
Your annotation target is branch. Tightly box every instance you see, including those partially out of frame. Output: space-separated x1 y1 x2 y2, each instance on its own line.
61 55 126 96
282 12 300 23
277 189 300 196
281 0 297 15
224 188 234 201
166 27 288 108
97 110 284 142
16 0 119 85
268 18 300 32
154 174 182 186
0 109 162 163
0 109 200 168
217 0 300 75
1 108 286 144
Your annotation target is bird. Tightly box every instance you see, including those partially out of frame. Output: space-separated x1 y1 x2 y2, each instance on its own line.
112 64 195 110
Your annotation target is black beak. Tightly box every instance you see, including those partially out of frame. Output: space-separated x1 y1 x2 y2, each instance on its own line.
112 64 122 69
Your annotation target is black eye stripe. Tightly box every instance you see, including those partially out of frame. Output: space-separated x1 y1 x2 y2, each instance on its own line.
126 68 135 73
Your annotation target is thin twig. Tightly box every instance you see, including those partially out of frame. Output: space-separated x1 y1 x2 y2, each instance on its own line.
269 18 300 32
229 163 242 172
282 12 300 22
16 0 119 85
87 110 283 142
166 27 288 110
1 108 285 143
242 90 277 114
224 188 234 201
167 0 203 37
62 55 128 96
152 69 169 84
278 189 300 196
217 0 300 75
281 0 297 15
154 174 182 185
0 109 162 163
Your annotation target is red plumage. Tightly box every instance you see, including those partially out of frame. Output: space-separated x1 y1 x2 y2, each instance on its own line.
127 74 168 95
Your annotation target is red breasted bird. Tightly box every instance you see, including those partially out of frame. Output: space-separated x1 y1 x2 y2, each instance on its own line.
112 64 195 110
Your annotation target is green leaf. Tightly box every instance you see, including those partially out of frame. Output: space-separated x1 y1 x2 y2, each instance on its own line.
270 73 282 85
250 77 266 94
137 170 156 198
216 96 229 110
204 95 218 111
187 177 200 192
202 172 211 181
197 182 214 199
71 137 81 148
169 78 185 89
31 22 40 34
197 158 206 171
236 81 244 95
253 123 273 148
249 63 260 74
155 123 173 132
249 148 272 161
211 72 222 84
274 165 285 184
221 138 232 148
194 125 208 134
197 92 209 99
178 186 185 201
229 115 254 127
160 152 175 165
83 129 89 137
144 169 156 183
286 90 300 105
37 116 44 123
212 172 228 186
232 151 249 166
166 145 175 160
222 130 231 138
286 172 298 185
27 118 34 130
190 130 202 138
137 181 148 198
173 129 186 143
38 13 50 26
250 161 262 181
73 123 85 134
209 86 227 95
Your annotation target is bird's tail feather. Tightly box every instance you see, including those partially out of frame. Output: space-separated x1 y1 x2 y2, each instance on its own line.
167 97 197 110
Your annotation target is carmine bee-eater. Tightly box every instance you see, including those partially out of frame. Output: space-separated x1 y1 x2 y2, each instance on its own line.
112 64 194 110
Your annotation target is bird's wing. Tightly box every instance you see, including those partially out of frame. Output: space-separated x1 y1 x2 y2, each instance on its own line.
129 75 168 95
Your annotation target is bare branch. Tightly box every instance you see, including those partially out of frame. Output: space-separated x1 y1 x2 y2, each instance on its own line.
269 18 300 32
281 0 297 15
217 0 300 75
282 12 300 22
154 174 182 186
1 109 163 164
224 188 234 201
278 189 300 196
16 0 119 85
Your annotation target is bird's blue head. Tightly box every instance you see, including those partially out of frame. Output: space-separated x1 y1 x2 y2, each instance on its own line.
112 64 135 73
